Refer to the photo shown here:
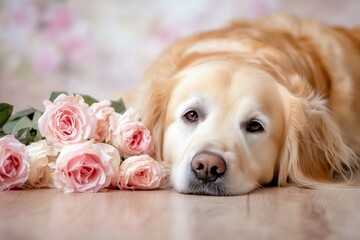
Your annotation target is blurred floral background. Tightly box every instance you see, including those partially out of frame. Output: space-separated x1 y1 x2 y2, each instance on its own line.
1 0 359 111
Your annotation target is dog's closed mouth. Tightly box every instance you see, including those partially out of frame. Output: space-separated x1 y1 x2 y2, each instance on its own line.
177 151 230 196
183 177 231 196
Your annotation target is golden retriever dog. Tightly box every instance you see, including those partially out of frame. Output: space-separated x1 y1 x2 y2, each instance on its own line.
124 14 360 195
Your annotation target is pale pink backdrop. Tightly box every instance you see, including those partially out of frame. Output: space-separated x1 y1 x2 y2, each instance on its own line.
1 0 359 111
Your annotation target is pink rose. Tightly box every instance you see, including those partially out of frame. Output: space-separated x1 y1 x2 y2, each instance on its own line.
117 121 151 156
0 135 30 191
89 100 114 142
38 94 97 148
108 109 151 157
52 142 121 193
115 154 165 190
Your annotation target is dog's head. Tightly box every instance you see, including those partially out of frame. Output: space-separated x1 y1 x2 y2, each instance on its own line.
162 61 288 195
140 56 357 195
141 54 358 195
139 18 358 195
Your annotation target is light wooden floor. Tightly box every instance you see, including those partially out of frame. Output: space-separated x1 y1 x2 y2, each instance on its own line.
0 187 359 240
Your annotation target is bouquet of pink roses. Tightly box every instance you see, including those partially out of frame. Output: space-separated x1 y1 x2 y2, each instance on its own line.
0 93 166 192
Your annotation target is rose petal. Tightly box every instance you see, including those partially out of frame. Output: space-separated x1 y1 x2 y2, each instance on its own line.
52 142 121 193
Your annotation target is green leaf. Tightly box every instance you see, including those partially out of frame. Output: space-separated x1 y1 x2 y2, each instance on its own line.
11 116 33 136
2 119 19 134
29 128 41 143
111 98 126 114
3 109 43 135
49 91 68 102
81 94 98 106
31 111 42 130
0 103 42 144
0 103 13 128
30 110 43 140
9 108 35 121
15 128 32 145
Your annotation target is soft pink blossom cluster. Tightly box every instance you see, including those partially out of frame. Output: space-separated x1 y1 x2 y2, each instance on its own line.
0 94 166 192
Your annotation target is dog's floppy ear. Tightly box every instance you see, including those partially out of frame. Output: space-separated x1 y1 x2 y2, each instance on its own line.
277 96 359 187
140 80 175 162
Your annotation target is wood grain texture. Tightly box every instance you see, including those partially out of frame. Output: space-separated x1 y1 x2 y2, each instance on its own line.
0 187 359 240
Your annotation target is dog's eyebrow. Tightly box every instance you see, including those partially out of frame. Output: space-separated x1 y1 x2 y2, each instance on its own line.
241 109 271 129
175 97 208 117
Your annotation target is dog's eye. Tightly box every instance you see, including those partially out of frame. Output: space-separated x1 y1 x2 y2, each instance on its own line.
183 110 199 123
246 120 264 133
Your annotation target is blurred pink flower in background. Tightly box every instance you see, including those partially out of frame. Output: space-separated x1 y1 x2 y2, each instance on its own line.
23 2 95 74
10 2 37 31
31 41 63 73
1 0 357 112
42 3 73 39
61 28 94 66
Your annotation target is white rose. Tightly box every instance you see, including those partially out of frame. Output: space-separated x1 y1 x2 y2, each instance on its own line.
25 140 58 188
89 100 114 142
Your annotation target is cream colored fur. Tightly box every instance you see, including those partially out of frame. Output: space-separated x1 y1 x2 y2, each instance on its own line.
124 14 360 195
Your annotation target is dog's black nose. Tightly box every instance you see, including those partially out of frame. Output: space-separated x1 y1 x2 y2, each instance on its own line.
191 152 226 182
